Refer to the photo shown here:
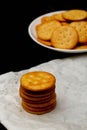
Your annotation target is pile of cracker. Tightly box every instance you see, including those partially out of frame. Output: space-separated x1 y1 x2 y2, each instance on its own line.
36 9 87 50
19 71 56 115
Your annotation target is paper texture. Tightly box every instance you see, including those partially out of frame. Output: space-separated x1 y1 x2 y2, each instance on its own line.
0 54 87 130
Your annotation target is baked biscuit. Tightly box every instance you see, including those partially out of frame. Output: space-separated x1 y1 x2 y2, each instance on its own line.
61 22 69 26
22 101 56 115
20 88 55 102
22 94 56 104
36 20 61 40
52 13 66 22
37 37 52 46
51 25 78 49
20 86 55 97
41 15 55 23
62 9 87 21
20 71 56 91
70 21 87 43
22 93 56 108
74 45 87 50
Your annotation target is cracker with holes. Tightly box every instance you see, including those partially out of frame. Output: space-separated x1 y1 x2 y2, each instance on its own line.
51 25 78 49
41 15 55 23
62 9 87 21
70 21 87 44
36 20 61 40
52 12 67 22
74 45 87 50
37 37 52 46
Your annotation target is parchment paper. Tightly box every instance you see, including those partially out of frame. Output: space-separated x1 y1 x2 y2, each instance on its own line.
0 54 87 130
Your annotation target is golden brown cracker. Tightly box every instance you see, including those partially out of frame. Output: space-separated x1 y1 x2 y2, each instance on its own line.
20 71 56 92
22 93 56 108
37 37 52 46
22 100 56 115
36 20 61 40
74 45 87 50
51 25 78 49
70 21 87 43
62 9 87 21
20 86 55 98
41 15 55 23
52 12 66 22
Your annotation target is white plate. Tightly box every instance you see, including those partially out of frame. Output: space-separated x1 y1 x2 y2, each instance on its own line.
28 10 87 53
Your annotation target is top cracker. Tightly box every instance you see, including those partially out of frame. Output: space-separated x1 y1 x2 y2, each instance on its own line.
20 71 56 92
62 9 87 21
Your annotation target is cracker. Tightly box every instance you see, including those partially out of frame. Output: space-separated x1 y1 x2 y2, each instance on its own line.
20 71 56 92
20 86 55 98
62 9 87 21
70 21 87 43
61 22 69 26
52 12 66 22
20 88 55 102
51 25 78 49
37 37 52 46
74 45 87 50
22 101 56 115
36 20 61 40
41 15 55 23
22 93 56 108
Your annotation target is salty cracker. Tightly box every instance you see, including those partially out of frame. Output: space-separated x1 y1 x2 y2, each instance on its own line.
51 25 78 49
74 45 87 50
41 15 55 23
20 85 55 98
37 37 52 46
52 12 67 22
22 100 56 115
22 93 56 108
36 20 61 40
62 9 87 21
21 94 55 104
61 22 69 26
41 12 67 23
70 21 87 43
20 71 56 92
20 88 55 102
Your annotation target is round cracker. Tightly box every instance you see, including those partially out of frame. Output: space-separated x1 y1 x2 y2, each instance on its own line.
36 20 61 40
52 13 66 22
62 9 87 21
74 45 87 50
20 86 55 98
70 21 87 43
22 100 56 115
20 71 56 92
22 93 56 108
41 15 55 23
37 37 52 46
51 25 78 49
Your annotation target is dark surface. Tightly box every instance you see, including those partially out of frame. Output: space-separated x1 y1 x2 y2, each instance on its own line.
0 1 87 129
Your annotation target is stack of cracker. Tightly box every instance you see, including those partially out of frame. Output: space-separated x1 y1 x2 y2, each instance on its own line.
19 71 56 115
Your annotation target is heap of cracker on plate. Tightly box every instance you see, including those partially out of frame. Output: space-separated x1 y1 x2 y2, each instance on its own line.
36 9 87 50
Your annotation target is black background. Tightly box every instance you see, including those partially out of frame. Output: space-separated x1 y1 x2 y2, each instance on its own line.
0 0 87 129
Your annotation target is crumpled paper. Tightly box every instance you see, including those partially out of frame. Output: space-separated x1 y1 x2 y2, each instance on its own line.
0 53 87 130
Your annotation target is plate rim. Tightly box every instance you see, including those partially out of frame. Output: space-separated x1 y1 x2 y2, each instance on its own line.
28 10 87 53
